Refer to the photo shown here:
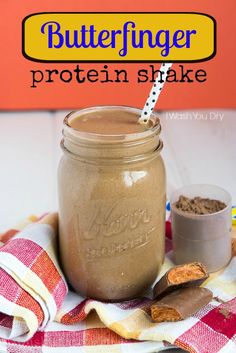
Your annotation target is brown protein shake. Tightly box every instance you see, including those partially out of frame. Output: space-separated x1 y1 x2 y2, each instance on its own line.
70 108 149 134
58 106 166 301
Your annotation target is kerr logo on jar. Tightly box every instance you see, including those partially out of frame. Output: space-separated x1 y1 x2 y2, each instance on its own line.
83 200 152 240
22 12 216 62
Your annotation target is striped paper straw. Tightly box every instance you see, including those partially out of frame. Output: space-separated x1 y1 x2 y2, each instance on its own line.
139 63 172 124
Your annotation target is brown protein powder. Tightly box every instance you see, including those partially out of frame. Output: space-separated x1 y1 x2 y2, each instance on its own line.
174 195 226 215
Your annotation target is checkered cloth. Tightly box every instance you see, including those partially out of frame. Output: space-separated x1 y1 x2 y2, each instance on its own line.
0 217 236 353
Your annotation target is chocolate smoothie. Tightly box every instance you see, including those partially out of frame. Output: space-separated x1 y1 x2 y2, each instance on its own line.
70 108 150 134
58 106 166 301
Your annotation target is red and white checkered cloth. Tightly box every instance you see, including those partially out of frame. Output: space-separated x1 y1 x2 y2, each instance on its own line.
0 218 236 353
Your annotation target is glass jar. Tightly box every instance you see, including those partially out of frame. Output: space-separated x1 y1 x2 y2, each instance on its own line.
58 106 166 301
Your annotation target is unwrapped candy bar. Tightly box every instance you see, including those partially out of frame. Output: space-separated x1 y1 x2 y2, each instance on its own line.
153 262 208 299
151 287 213 322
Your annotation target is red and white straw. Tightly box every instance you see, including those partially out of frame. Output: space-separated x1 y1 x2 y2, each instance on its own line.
139 63 172 124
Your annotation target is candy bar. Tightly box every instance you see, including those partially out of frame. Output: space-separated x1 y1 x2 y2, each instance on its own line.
151 287 213 322
153 262 208 299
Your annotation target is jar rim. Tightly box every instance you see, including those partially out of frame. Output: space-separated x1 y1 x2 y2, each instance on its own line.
63 105 161 143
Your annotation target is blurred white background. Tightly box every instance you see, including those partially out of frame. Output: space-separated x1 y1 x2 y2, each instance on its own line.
0 109 235 231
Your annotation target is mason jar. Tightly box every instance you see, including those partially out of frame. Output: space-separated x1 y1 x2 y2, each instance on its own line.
58 106 166 301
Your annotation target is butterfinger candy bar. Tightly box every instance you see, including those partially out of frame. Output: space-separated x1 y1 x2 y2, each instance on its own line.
151 287 213 322
153 262 208 299
232 237 236 257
